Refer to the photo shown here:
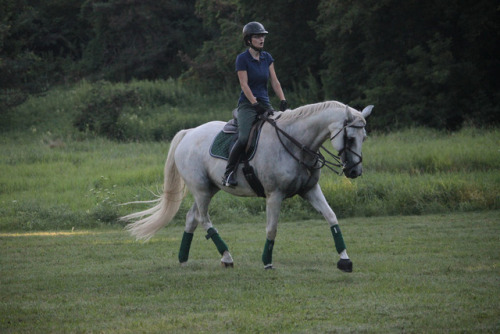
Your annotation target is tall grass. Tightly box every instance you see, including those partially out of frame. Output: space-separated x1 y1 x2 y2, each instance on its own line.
1 126 498 231
1 79 236 141
1 80 499 231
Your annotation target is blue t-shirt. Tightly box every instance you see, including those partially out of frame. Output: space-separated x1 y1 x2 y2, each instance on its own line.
235 50 274 104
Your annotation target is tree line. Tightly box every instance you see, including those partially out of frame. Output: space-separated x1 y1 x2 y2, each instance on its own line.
1 0 498 130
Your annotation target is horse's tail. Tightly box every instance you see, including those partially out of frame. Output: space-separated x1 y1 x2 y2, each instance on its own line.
121 129 189 241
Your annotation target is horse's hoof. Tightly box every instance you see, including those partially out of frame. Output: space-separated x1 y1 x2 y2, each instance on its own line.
179 262 188 267
264 264 274 270
221 261 234 268
337 259 353 272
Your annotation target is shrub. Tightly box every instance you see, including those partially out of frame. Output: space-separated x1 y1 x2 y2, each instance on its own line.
72 79 233 141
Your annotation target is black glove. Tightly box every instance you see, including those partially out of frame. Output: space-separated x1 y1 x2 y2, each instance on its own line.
279 100 288 111
252 102 267 115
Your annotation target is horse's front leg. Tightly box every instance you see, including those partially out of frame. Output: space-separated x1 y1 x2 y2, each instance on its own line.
262 193 283 269
302 184 353 272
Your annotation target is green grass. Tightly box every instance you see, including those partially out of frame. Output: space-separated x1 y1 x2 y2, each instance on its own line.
1 79 236 141
1 80 499 332
364 127 499 173
1 211 499 332
1 126 499 231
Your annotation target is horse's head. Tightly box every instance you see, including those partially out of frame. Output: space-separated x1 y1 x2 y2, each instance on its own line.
330 105 373 178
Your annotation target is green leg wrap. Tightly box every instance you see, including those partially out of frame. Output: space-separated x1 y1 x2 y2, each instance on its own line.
206 228 229 255
330 224 346 254
178 232 194 263
262 239 275 265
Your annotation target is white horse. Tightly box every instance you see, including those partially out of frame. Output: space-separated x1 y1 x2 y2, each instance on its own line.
121 101 373 271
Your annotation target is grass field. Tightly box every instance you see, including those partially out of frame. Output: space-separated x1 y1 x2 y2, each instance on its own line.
1 211 498 333
1 80 499 332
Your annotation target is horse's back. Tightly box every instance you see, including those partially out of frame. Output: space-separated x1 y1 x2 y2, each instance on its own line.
177 121 224 150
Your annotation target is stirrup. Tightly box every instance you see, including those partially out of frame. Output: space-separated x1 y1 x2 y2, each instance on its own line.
222 171 238 187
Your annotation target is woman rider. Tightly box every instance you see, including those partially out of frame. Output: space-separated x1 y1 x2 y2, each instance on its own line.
222 21 288 187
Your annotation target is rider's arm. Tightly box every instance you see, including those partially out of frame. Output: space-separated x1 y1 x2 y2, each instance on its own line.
269 63 285 101
237 70 258 105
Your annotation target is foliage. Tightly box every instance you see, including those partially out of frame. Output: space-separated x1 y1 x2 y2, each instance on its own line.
0 0 89 90
80 0 206 81
187 0 323 98
182 0 241 88
314 0 500 130
70 79 235 141
0 0 89 114
1 1 499 129
238 0 323 101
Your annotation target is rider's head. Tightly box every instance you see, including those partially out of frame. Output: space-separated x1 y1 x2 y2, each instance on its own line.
242 21 268 52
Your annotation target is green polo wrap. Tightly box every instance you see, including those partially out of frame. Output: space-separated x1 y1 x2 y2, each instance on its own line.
262 239 275 265
178 231 194 263
330 224 346 254
206 228 229 255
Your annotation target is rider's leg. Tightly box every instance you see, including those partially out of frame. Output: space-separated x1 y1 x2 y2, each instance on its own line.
223 141 244 186
223 102 257 186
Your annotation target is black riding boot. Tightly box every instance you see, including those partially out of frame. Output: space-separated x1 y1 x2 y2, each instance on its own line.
223 142 244 187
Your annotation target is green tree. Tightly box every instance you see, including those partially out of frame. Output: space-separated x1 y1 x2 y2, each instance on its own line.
182 0 242 88
81 0 207 81
0 0 89 91
315 0 500 130
187 0 322 101
238 0 322 99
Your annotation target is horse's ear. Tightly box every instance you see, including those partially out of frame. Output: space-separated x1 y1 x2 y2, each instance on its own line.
361 105 374 119
346 108 355 122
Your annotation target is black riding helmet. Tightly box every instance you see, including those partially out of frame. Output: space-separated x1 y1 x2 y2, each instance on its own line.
243 22 268 51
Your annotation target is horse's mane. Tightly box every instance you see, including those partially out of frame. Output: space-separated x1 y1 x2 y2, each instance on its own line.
278 100 357 122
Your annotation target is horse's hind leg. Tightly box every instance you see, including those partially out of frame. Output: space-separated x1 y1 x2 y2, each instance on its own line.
180 187 234 267
178 203 199 265
205 226 234 267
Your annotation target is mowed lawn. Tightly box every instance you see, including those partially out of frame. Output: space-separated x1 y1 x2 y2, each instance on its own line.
1 211 499 333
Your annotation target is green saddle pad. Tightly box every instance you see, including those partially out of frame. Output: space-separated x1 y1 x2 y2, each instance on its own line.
209 126 262 161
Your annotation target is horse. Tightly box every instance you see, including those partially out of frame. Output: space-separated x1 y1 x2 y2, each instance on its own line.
121 101 373 271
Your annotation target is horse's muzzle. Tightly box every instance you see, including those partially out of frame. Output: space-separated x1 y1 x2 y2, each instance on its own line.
344 164 362 179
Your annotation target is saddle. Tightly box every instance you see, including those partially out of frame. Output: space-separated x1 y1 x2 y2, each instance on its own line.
210 109 269 197
210 109 265 161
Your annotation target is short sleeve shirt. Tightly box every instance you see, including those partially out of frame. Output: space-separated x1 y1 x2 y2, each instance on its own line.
235 50 274 104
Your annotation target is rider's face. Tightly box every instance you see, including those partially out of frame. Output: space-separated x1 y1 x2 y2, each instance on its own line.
251 34 266 48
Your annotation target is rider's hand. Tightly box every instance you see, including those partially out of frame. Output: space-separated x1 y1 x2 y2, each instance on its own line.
252 102 267 114
279 100 288 111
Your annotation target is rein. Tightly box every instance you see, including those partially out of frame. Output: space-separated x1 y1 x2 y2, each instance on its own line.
261 114 350 175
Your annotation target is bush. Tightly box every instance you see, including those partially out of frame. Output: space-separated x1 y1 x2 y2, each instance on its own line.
72 79 234 141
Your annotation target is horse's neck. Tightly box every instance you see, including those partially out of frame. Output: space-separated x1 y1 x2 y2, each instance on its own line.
281 107 345 151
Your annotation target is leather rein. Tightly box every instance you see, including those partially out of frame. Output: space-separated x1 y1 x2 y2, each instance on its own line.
260 113 364 176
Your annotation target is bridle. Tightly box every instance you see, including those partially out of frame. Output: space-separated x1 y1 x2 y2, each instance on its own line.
332 121 365 174
262 113 365 176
